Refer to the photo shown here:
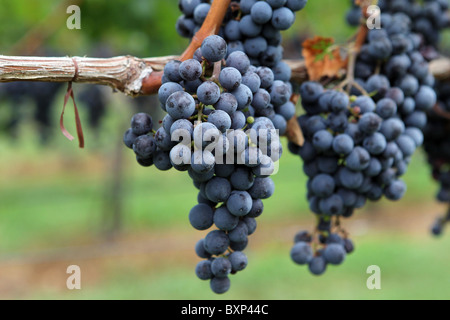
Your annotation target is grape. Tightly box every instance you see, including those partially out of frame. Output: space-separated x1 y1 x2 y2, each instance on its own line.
228 221 249 243
291 242 313 265
179 0 201 16
211 257 232 278
224 20 242 41
239 15 263 38
179 59 203 81
240 0 257 14
205 177 232 203
276 101 296 121
196 260 213 280
226 191 253 216
384 179 407 201
195 239 211 259
308 256 327 276
256 67 275 89
210 276 230 294
193 3 210 25
415 86 437 110
201 35 227 62
270 80 291 106
363 133 387 155
358 112 382 134
214 206 239 231
204 230 230 256
267 0 287 9
226 51 250 75
323 244 346 265
300 82 324 104
166 91 196 120
219 67 242 91
248 177 275 199
332 134 354 155
158 82 184 106
346 147 371 171
232 84 253 110
241 71 262 94
214 93 238 115
123 129 138 149
153 150 173 171
170 119 194 139
271 7 295 30
230 111 247 130
286 0 308 12
228 251 248 272
133 135 157 159
189 204 214 231
131 113 153 136
197 81 221 105
376 98 397 119
230 167 255 191
319 194 344 215
312 130 333 152
352 96 376 114
251 1 273 24
191 150 215 174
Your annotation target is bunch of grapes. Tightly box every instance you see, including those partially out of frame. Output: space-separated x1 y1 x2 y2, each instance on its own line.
123 34 297 293
177 0 307 79
424 82 450 236
288 7 438 274
347 0 449 49
377 0 449 47
122 0 311 294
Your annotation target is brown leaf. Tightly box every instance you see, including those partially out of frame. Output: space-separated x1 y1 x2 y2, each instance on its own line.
302 36 348 81
285 94 304 147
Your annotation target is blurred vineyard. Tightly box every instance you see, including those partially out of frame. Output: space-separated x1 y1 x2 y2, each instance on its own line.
0 0 449 299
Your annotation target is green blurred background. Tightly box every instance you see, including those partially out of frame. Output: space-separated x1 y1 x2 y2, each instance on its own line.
0 0 449 300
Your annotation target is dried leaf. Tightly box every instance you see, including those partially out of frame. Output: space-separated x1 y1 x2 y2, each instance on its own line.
302 36 348 81
285 93 304 147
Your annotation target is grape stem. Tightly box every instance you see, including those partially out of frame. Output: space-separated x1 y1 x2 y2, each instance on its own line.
336 45 369 96
432 103 450 120
333 216 349 238
180 0 231 61
336 8 370 96
141 0 231 94
209 61 223 85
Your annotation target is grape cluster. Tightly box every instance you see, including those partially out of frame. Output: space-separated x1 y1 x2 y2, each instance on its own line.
291 230 354 275
177 0 307 78
123 35 294 294
378 0 449 47
424 83 450 236
347 0 449 48
288 9 438 274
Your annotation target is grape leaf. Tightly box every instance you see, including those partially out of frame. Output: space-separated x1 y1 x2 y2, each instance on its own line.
302 36 348 81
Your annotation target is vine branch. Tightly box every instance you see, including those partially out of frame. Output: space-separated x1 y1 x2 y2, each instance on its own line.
140 0 231 95
1 56 450 96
